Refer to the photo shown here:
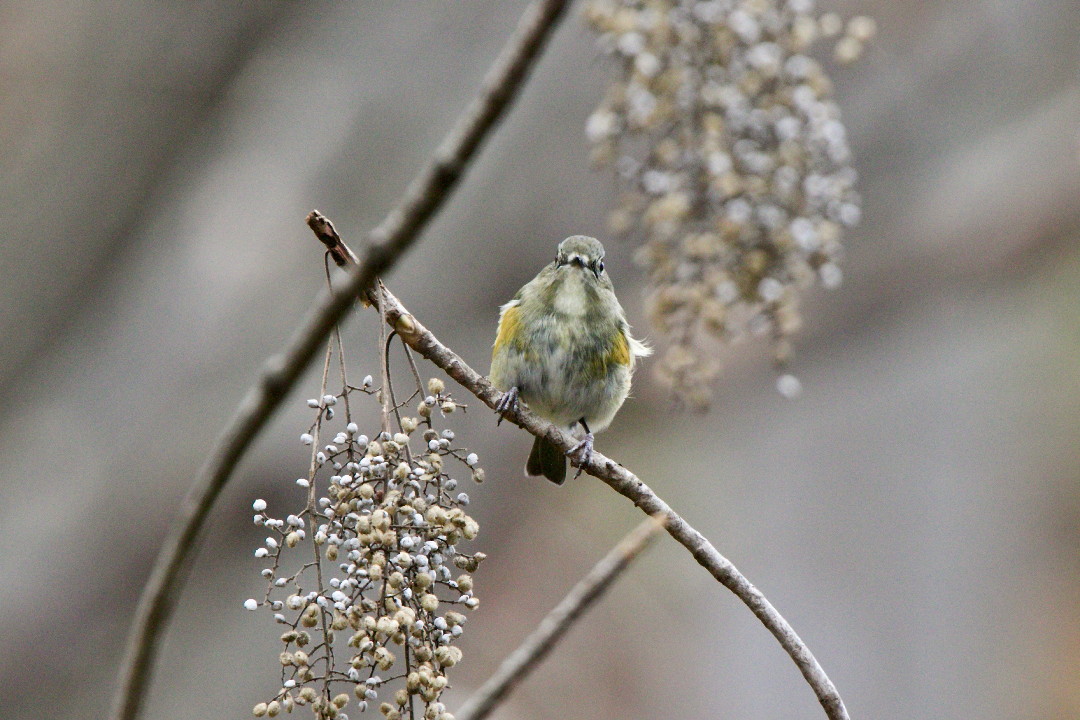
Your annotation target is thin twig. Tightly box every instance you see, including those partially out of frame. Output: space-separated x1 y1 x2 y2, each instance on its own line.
332 324 353 425
308 340 335 708
400 336 429 405
381 331 415 465
109 4 570 719
314 226 850 720
378 284 393 436
455 515 667 720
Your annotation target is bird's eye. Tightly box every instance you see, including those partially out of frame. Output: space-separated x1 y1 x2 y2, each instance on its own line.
597 261 605 273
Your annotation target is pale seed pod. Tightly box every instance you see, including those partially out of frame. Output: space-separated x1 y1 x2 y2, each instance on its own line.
395 606 416 627
376 616 399 636
374 645 396 670
433 645 462 667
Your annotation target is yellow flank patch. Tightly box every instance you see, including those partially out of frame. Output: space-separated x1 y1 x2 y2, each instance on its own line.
608 331 630 367
585 332 630 379
494 305 523 352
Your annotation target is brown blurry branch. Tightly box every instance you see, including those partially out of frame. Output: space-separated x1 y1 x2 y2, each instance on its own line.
456 515 667 720
311 217 851 720
109 3 571 719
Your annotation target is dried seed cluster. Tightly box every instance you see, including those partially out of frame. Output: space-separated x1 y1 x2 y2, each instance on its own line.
247 378 484 720
583 0 874 407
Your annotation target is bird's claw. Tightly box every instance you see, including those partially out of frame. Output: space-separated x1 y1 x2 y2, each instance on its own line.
494 386 520 425
567 432 595 479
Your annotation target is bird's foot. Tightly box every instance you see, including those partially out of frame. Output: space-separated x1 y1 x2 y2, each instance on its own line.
494 386 520 425
567 432 595 479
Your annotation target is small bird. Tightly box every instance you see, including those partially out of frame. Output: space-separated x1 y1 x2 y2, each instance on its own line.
490 235 650 484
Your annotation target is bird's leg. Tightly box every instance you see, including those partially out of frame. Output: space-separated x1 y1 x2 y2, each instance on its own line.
567 418 594 478
494 386 520 425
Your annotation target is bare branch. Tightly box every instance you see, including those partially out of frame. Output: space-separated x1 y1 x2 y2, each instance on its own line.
109 3 571 719
317 228 850 720
455 515 667 720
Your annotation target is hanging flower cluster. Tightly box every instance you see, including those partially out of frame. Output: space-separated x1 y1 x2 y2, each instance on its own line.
247 375 484 720
583 0 874 407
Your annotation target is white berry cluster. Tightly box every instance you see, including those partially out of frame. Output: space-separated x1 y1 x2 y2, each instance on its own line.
247 377 484 720
583 0 874 407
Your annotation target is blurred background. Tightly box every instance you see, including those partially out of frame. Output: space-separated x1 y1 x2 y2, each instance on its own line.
1 1 1078 718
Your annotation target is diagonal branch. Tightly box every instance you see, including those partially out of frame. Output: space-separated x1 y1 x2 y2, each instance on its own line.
456 515 667 720
310 218 851 720
109 3 571 719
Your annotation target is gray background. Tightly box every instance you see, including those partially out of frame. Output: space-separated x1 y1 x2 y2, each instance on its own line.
1 1 1078 718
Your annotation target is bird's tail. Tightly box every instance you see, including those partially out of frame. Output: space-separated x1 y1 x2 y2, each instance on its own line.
526 435 566 485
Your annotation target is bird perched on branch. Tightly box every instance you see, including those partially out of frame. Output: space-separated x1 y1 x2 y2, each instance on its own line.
490 235 650 484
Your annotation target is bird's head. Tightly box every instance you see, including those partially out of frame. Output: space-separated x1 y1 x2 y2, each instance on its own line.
555 235 606 279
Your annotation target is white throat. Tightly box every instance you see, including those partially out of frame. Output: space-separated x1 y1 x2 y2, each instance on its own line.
553 270 589 317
